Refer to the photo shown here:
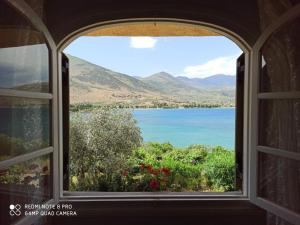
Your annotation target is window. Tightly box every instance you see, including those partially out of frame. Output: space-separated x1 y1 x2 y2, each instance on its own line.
0 1 53 224
61 22 248 197
250 12 300 225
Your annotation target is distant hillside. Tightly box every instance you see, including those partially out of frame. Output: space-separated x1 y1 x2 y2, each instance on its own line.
142 72 202 94
67 54 235 107
177 74 235 89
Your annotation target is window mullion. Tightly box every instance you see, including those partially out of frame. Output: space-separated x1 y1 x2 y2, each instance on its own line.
258 92 300 99
257 146 300 161
0 89 53 99
0 147 53 170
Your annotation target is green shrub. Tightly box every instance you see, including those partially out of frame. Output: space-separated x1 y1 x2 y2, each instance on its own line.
69 108 142 191
203 146 235 191
69 111 235 192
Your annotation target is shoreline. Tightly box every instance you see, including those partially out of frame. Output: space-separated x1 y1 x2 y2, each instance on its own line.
132 106 235 110
70 103 235 112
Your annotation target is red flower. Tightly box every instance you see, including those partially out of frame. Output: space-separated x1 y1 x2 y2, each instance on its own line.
146 165 153 173
140 163 145 170
161 168 171 176
149 179 159 190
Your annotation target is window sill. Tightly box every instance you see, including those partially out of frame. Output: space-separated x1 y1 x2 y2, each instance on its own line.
52 200 266 225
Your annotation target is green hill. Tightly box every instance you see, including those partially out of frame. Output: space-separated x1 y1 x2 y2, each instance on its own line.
67 54 235 107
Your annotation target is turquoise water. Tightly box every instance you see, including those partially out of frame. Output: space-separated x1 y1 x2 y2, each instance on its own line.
133 108 235 150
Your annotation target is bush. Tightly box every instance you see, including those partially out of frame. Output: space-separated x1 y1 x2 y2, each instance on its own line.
125 143 235 192
69 108 142 191
69 109 235 192
203 146 235 191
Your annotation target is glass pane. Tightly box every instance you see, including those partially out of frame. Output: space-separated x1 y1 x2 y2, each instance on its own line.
260 16 300 92
0 97 51 160
258 152 300 214
258 99 300 153
0 155 52 225
0 1 49 92
267 212 294 225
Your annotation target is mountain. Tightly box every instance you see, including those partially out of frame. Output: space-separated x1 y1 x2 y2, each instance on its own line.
142 72 204 94
177 74 235 89
68 54 165 105
67 54 235 107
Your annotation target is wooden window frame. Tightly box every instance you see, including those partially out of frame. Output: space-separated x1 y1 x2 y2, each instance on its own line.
249 4 300 225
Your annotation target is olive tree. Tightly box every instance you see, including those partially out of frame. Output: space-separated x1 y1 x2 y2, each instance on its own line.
69 108 142 190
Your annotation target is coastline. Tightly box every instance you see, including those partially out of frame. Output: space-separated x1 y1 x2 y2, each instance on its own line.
70 102 235 112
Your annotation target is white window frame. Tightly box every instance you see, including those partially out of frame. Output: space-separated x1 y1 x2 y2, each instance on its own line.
57 19 252 200
249 4 300 225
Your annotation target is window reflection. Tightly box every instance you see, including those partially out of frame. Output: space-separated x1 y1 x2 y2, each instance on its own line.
0 155 52 224
260 16 300 92
258 99 300 153
0 97 51 160
258 152 300 214
0 1 49 93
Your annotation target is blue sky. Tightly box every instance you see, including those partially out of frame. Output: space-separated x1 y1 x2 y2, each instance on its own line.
64 36 242 78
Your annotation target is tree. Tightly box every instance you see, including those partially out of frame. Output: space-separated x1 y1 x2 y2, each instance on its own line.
69 108 142 190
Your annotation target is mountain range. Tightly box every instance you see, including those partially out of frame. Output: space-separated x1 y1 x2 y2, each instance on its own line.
68 54 236 107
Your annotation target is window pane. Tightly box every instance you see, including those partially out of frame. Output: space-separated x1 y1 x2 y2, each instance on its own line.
0 97 51 160
267 212 294 225
260 16 300 92
0 154 52 225
0 1 49 93
258 99 300 153
257 152 300 214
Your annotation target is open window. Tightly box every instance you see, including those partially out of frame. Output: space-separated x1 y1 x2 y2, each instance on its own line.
0 1 54 224
61 22 248 197
249 12 300 225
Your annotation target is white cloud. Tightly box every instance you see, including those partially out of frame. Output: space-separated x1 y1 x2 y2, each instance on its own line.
182 54 240 78
130 37 157 48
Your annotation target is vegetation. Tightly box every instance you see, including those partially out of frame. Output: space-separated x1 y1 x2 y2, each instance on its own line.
0 155 50 189
0 134 48 161
69 109 235 192
69 109 142 191
70 102 231 112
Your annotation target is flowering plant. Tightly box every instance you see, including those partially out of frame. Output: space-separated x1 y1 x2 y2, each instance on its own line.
139 164 172 191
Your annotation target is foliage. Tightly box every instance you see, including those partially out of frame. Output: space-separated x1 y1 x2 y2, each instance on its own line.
69 108 142 191
203 146 235 191
123 143 235 192
70 138 235 192
69 110 235 192
69 102 227 112
0 156 50 188
0 133 48 160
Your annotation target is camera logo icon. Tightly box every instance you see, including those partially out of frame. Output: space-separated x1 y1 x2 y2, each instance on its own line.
9 204 21 216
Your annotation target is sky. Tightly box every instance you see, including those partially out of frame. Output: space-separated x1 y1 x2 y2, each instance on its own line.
64 36 242 78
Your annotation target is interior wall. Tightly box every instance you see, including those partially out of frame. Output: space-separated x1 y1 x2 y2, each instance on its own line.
43 0 260 47
5 1 299 225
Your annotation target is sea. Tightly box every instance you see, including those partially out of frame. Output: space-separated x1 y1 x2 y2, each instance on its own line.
133 108 235 150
